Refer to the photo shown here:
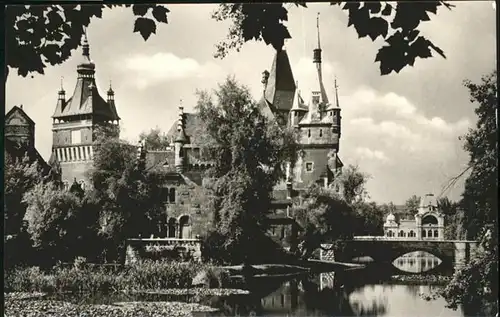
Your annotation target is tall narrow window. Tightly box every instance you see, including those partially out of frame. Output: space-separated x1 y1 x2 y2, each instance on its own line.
319 129 323 137
169 188 176 203
308 129 311 138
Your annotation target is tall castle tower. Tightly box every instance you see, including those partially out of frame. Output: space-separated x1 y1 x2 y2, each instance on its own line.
259 13 343 190
50 33 120 188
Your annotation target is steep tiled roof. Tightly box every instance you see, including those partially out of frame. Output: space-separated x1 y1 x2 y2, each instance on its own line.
52 81 119 120
145 150 176 173
264 49 296 111
6 105 35 126
166 113 208 145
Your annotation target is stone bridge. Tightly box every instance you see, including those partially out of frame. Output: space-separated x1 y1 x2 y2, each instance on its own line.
321 236 479 267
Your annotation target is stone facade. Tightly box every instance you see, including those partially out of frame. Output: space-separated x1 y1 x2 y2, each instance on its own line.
383 194 445 240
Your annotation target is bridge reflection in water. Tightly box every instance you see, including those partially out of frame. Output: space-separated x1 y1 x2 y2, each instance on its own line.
392 251 442 273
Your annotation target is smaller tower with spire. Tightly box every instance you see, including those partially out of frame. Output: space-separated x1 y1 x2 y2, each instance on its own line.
58 77 65 103
175 100 188 173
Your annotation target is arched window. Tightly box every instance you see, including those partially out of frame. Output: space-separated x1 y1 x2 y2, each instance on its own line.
399 230 405 237
168 218 177 238
319 129 323 137
434 230 439 238
168 188 176 203
422 230 427 238
409 230 415 238
428 229 432 238
179 215 191 239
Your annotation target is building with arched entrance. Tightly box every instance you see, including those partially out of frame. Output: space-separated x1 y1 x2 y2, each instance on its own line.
383 194 445 241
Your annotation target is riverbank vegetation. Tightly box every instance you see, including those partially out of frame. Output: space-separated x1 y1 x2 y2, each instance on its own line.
439 71 498 315
5 260 230 294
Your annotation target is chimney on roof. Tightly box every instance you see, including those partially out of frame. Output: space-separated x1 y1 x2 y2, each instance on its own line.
20 105 23 109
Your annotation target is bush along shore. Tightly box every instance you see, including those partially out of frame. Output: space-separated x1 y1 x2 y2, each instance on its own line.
5 260 231 294
4 260 244 317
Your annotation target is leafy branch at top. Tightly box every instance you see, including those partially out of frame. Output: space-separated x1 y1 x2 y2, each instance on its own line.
5 4 170 79
213 1 454 75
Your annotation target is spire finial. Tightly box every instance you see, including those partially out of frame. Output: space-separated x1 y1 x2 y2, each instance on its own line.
316 12 321 50
334 75 340 108
82 27 90 58
60 76 64 91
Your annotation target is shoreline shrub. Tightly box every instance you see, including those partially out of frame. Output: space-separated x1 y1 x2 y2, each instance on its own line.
5 260 228 294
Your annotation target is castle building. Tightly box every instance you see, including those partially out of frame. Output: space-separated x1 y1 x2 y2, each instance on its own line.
4 105 50 174
50 34 120 189
383 193 445 240
140 14 342 244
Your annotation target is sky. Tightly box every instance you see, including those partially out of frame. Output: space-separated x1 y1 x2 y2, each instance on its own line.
5 2 497 204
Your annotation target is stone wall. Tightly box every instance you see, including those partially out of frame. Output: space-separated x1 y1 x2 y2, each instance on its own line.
125 238 202 264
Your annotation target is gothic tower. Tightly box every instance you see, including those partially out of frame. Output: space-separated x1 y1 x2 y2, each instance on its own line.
51 33 120 188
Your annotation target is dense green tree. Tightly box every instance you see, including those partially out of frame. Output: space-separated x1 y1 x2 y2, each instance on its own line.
404 195 421 214
4 154 45 235
23 182 86 264
335 164 370 205
89 125 166 262
6 2 452 81
293 185 357 259
352 201 385 236
139 127 171 151
440 71 498 315
196 76 297 264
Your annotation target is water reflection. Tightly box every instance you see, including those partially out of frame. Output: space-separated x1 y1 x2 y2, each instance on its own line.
195 269 463 317
392 251 443 274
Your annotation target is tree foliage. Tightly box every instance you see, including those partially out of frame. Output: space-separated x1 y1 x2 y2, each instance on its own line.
440 70 498 314
459 71 498 240
212 2 452 75
196 76 297 264
404 195 421 214
4 154 45 235
139 127 171 151
89 129 166 262
335 164 370 205
5 4 170 79
293 185 357 259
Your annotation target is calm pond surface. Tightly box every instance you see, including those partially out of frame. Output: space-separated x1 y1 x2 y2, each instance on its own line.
52 252 476 316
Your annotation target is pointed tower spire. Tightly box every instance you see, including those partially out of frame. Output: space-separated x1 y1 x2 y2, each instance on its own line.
77 29 95 76
311 12 329 109
107 80 114 101
316 12 321 51
58 76 65 101
334 76 340 108
313 12 322 64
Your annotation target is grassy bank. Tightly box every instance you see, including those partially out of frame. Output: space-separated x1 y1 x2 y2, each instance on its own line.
5 261 230 294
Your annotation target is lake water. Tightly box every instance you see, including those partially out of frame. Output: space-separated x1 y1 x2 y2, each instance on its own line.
190 251 466 317
50 252 480 316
